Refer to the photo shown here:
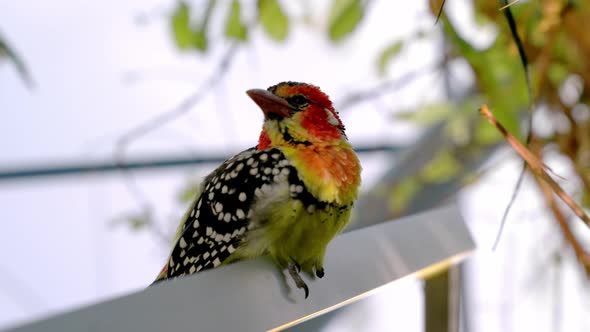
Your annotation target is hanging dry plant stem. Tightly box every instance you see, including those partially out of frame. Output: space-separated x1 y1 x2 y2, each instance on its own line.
479 104 590 228
536 177 590 276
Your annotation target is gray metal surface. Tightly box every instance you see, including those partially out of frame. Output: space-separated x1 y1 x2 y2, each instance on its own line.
4 204 473 332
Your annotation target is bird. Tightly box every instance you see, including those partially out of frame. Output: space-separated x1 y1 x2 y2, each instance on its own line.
153 81 361 298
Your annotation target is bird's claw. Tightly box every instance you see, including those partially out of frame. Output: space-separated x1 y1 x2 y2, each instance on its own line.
288 263 309 298
315 268 324 278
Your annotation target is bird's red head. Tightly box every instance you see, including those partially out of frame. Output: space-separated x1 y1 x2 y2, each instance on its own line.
247 82 346 150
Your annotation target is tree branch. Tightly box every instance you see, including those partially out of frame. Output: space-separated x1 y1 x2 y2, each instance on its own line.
114 43 239 163
336 64 439 112
113 43 239 244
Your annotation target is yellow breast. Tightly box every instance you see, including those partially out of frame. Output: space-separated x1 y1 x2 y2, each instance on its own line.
281 142 361 205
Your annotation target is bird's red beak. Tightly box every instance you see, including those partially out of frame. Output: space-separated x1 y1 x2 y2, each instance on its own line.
247 89 293 120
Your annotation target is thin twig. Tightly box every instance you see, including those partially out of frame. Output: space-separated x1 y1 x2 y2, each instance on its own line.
114 43 239 162
492 0 536 250
492 171 526 249
0 32 35 89
499 0 521 11
337 64 440 111
502 1 533 112
114 43 239 243
435 0 446 24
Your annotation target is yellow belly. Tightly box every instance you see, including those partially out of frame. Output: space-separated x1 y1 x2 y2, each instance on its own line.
225 199 352 274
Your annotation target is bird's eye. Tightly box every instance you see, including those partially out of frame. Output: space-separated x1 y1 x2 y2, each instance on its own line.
286 95 309 109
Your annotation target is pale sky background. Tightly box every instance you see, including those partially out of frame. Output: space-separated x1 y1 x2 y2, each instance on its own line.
1 0 589 331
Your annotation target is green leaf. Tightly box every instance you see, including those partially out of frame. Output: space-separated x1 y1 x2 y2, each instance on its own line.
389 176 421 214
328 0 351 18
328 0 364 42
548 62 569 87
377 40 403 76
171 2 193 50
193 30 208 51
258 0 289 41
396 103 453 125
474 117 503 145
446 98 484 145
442 18 526 140
419 150 462 183
225 0 248 41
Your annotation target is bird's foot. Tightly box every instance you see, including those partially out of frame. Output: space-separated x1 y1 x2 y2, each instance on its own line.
288 262 309 298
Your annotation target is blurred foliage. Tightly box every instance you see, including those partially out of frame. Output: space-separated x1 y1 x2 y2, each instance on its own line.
176 178 203 204
360 0 590 231
114 178 203 236
167 0 370 52
442 17 528 141
258 0 289 41
160 0 590 225
328 0 365 42
225 0 248 41
170 0 215 51
111 211 154 231
377 40 404 76
140 0 590 273
171 2 193 49
461 0 590 274
389 177 421 214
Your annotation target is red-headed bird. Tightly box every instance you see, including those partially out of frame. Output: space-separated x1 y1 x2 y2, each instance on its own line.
154 82 361 297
